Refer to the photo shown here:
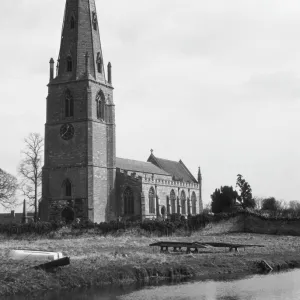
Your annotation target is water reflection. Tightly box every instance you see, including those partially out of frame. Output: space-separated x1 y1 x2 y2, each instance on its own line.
119 270 300 300
5 269 300 300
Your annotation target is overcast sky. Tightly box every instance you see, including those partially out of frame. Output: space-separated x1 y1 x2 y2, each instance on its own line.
0 0 300 212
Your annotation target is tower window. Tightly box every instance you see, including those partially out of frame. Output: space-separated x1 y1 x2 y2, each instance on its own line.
70 16 75 29
92 12 97 30
67 56 72 72
96 53 102 73
96 91 105 120
65 89 74 117
63 179 72 197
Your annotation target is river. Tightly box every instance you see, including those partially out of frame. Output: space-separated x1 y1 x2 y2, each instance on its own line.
6 269 300 300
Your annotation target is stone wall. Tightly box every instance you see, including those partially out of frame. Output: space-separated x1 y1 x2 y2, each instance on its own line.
204 214 300 237
244 215 300 236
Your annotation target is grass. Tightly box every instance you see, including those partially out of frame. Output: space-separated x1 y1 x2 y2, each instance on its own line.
1 229 300 297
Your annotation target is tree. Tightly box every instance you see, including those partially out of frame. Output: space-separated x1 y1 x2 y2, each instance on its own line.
211 186 238 214
287 200 300 217
253 197 263 210
289 200 300 211
261 197 281 211
236 174 255 209
0 168 18 209
18 133 43 221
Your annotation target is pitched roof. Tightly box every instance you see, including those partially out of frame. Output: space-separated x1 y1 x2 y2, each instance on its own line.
147 154 198 183
116 157 170 176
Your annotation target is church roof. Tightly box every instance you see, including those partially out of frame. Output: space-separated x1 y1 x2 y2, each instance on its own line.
147 154 198 183
116 157 170 176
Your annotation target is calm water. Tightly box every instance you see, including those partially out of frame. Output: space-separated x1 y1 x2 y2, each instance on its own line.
6 270 300 300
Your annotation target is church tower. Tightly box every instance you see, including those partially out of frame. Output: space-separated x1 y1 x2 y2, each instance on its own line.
41 0 116 223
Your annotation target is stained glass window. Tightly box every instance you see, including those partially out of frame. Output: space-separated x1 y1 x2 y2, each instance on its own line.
124 187 134 215
149 187 155 214
181 190 186 215
192 192 197 215
170 190 176 214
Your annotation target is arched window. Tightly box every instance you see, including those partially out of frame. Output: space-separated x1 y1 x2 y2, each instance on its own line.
63 179 72 197
191 192 197 215
65 89 74 117
96 91 105 120
166 196 170 215
170 190 176 214
149 187 155 214
181 190 186 215
124 187 134 215
70 16 75 29
96 53 102 73
92 12 97 30
67 56 72 72
187 197 191 215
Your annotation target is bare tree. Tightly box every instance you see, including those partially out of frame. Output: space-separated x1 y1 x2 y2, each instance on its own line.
18 133 43 221
0 168 18 209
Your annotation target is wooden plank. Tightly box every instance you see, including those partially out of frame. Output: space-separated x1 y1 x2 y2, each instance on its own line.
34 257 70 271
150 242 207 249
194 242 264 248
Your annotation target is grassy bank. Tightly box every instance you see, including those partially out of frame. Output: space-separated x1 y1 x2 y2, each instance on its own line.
1 230 300 297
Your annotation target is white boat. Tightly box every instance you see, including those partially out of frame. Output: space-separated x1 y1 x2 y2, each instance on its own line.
9 250 64 262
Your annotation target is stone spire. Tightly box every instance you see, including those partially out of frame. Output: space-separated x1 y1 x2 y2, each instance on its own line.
198 167 202 182
198 167 203 212
55 0 107 83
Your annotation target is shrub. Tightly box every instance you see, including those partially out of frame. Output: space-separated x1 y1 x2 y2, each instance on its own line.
0 213 210 236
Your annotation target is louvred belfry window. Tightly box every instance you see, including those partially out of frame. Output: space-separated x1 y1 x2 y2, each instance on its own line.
67 56 72 72
92 12 97 30
65 90 74 118
70 16 75 29
97 53 102 73
96 91 105 120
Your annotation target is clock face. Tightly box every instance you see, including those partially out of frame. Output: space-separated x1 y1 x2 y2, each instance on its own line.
60 123 74 140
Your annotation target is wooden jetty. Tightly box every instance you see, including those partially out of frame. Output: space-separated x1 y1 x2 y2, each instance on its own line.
150 241 264 253
150 241 207 254
195 242 265 252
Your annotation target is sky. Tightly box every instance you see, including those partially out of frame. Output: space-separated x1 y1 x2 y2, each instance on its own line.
0 0 300 212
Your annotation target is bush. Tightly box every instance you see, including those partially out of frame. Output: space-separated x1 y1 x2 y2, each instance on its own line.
0 213 210 236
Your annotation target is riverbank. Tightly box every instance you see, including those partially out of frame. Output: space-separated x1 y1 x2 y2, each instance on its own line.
1 231 300 297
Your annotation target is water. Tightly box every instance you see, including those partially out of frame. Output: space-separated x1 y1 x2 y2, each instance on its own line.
6 270 300 300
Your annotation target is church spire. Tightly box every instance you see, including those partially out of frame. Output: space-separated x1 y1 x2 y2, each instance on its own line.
55 0 107 83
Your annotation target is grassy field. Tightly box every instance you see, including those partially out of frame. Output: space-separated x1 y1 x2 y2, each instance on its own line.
1 229 300 297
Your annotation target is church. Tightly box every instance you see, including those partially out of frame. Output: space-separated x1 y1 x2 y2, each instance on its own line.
40 0 203 223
